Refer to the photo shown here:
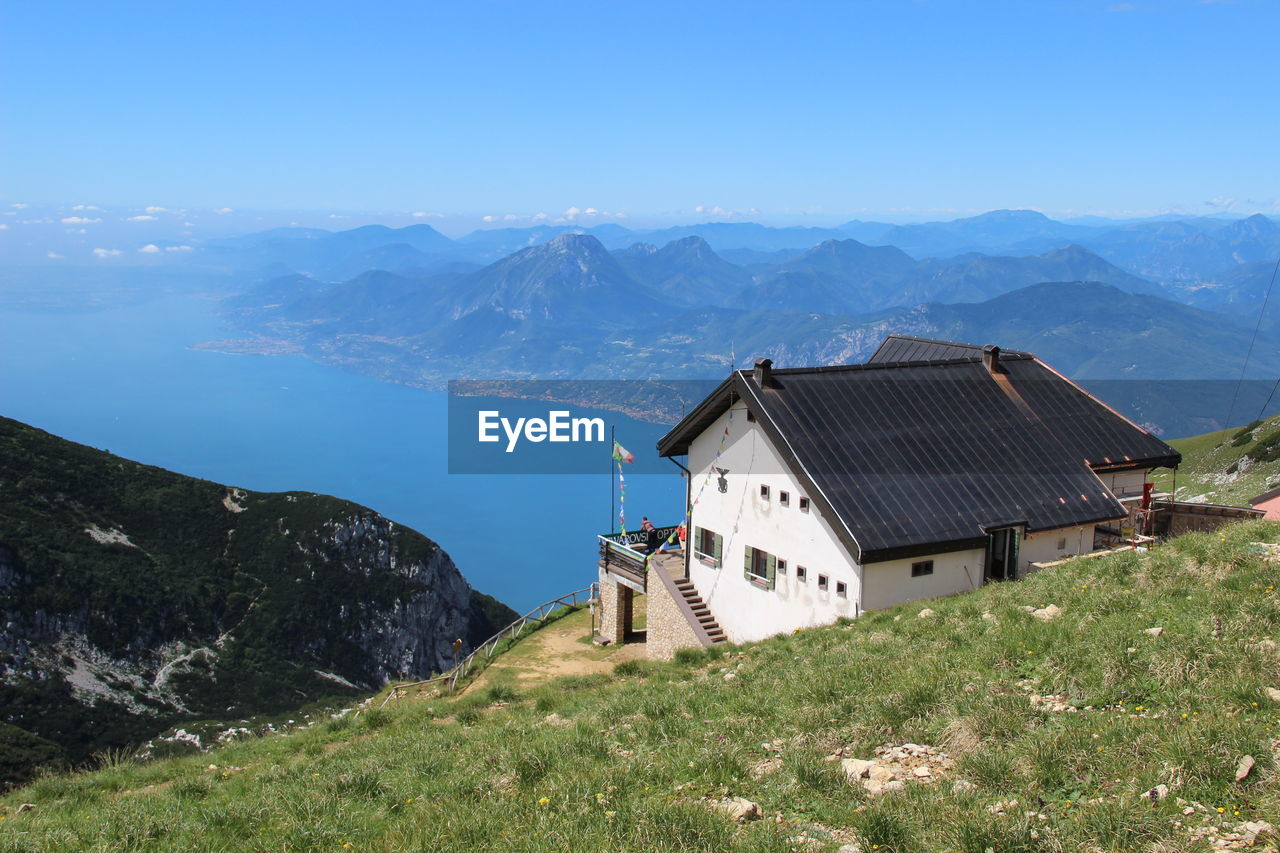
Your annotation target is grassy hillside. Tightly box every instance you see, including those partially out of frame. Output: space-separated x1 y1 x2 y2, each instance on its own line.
4 521 1280 851
1152 414 1280 505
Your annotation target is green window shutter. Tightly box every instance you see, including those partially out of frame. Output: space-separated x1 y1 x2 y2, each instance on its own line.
743 546 754 580
766 553 777 590
694 527 704 553
713 533 723 566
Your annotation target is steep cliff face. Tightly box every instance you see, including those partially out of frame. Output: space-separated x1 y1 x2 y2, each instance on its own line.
0 416 515 785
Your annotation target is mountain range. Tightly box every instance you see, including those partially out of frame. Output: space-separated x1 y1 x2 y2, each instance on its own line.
220 228 1280 436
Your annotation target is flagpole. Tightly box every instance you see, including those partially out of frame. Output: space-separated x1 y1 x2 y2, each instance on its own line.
610 424 615 534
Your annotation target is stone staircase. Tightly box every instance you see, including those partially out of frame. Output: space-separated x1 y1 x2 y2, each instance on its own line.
673 576 726 644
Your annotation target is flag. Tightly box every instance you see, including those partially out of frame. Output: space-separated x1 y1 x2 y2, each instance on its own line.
612 441 634 464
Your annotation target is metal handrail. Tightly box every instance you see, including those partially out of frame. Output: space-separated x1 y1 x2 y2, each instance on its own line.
380 584 598 705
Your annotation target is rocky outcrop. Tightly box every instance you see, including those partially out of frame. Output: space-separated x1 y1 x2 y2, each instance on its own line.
0 415 515 784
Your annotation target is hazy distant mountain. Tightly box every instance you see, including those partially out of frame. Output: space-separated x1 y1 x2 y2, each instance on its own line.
446 233 661 324
1080 213 1280 280
614 237 752 307
741 239 918 313
631 222 851 253
864 209 1097 258
902 244 1164 303
739 240 1158 313
202 223 457 279
908 281 1280 379
1166 257 1280 315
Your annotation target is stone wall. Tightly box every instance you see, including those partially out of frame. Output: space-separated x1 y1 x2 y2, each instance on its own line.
596 570 633 644
645 564 705 661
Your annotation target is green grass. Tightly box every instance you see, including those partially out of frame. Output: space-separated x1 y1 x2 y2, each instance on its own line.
5 521 1280 851
1152 413 1280 505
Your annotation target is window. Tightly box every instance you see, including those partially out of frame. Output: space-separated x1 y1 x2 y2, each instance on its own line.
1056 536 1067 551
799 497 810 513
777 558 787 575
911 560 934 577
836 581 847 598
694 526 723 568
818 574 829 591
779 490 790 507
746 409 756 422
743 546 777 590
760 484 770 500
796 565 808 582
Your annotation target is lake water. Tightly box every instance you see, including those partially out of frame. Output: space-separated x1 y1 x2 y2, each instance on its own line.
0 294 683 611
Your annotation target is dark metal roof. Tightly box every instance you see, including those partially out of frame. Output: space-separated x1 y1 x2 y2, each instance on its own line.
1251 485 1280 506
868 334 1030 365
658 337 1181 564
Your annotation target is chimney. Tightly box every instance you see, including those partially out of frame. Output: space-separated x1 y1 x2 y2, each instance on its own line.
982 345 1000 375
753 357 773 387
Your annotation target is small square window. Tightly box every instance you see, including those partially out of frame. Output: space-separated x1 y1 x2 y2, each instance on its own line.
799 497 810 512
818 574 829 591
1056 536 1067 550
779 490 790 507
911 560 934 577
777 558 787 575
760 484 770 500
836 581 847 598
796 565 808 582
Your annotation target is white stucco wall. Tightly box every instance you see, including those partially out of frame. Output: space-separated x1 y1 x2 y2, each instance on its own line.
685 403 861 644
1020 524 1095 573
1101 468 1149 498
859 548 986 612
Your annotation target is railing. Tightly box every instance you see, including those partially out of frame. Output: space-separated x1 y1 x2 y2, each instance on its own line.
597 537 649 588
379 584 597 705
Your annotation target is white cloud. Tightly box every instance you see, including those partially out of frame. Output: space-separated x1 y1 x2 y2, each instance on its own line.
694 205 760 219
11 203 28 209
0 223 7 230
145 206 171 214
214 207 234 214
411 211 443 218
165 245 193 252
556 206 627 223
61 216 100 224
47 251 62 259
482 215 497 223
72 204 100 211
126 214 158 222
327 213 346 219
92 248 122 258
503 214 521 222
138 244 161 254
532 212 549 222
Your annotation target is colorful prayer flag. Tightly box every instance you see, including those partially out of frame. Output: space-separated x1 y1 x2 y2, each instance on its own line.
612 441 634 464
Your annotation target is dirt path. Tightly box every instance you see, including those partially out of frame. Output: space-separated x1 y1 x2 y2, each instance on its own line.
460 603 647 696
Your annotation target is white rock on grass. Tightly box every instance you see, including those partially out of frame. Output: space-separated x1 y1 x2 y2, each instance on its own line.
712 797 762 823
918 608 936 619
1143 626 1164 637
1031 604 1062 621
1235 755 1256 782
841 758 875 779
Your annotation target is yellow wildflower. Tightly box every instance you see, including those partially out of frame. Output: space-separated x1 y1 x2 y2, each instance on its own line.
538 797 550 806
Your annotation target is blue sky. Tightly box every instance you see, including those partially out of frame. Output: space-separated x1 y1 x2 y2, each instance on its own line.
2 0 1277 224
